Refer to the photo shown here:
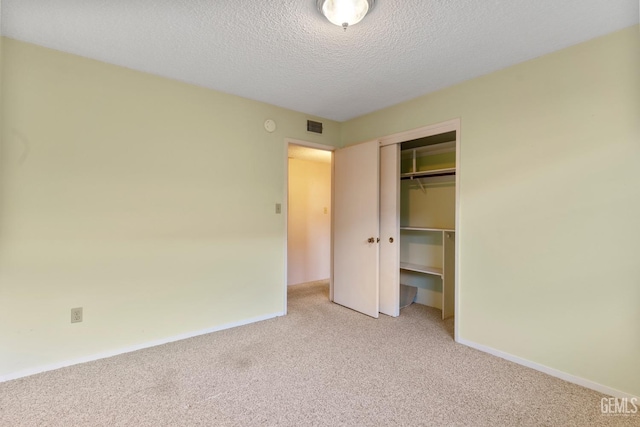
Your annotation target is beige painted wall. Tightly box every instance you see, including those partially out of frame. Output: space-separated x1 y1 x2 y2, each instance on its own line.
287 158 331 285
0 38 341 378
342 26 640 397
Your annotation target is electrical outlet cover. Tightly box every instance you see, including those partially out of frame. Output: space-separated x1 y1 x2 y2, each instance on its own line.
71 307 83 323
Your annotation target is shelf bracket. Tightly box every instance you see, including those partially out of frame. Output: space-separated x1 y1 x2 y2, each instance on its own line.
416 178 426 194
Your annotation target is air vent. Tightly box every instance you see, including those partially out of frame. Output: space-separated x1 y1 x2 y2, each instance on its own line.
307 120 323 134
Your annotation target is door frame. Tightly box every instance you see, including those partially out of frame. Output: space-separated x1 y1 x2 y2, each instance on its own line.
378 118 462 341
283 138 336 315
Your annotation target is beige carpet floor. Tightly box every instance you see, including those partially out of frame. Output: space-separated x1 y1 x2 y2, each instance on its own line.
0 281 636 426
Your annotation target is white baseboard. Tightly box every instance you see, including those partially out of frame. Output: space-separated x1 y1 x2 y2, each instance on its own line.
457 337 638 400
0 311 285 383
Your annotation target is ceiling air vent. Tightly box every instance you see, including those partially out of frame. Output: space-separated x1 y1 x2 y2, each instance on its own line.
307 120 323 134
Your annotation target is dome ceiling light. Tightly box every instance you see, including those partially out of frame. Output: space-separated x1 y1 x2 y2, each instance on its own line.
316 0 376 31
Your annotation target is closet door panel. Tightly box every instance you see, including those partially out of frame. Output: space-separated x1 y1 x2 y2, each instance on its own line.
333 140 379 318
379 144 400 317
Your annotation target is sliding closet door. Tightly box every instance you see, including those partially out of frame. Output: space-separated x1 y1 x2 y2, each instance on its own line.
333 140 379 318
379 144 400 317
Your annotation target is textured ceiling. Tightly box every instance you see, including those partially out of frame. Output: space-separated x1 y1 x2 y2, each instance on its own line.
1 1 638 121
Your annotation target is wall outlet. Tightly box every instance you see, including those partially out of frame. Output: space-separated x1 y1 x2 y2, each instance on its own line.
71 307 83 323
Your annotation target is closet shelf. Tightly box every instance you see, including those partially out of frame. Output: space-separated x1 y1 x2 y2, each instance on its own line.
401 227 455 233
400 140 456 158
400 262 443 277
400 167 456 180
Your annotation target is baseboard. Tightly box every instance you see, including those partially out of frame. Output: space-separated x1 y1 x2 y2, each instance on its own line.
457 337 638 400
0 311 285 383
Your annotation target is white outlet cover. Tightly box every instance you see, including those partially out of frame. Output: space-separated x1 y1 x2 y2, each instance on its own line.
71 307 83 323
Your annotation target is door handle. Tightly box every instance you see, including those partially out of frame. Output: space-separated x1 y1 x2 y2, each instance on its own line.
367 237 375 243
389 237 394 243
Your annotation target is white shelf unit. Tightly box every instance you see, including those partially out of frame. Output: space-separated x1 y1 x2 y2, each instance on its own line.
400 141 456 177
399 136 456 319
399 227 455 319
400 227 453 277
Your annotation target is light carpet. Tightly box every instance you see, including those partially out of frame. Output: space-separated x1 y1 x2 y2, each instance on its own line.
0 281 636 426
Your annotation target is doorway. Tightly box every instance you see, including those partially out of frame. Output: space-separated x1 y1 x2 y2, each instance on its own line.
284 140 335 311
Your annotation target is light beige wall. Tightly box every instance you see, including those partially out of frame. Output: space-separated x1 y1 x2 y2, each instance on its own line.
287 158 331 285
0 38 341 378
342 26 640 397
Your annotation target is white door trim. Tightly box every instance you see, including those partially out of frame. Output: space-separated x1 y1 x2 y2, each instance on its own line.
378 119 460 147
284 138 336 314
286 138 337 151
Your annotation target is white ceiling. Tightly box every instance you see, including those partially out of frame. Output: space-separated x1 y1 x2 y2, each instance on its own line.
1 1 638 122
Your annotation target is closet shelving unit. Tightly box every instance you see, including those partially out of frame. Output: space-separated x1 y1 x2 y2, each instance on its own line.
399 138 456 319
401 141 455 173
399 227 454 277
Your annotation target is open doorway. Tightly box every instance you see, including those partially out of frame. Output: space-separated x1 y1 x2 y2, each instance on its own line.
285 140 334 310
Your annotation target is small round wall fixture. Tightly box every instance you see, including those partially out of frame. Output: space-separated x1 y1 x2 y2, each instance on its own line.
264 119 277 133
317 0 375 31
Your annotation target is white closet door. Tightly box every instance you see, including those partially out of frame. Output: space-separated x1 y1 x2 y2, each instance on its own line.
379 144 400 317
333 140 379 318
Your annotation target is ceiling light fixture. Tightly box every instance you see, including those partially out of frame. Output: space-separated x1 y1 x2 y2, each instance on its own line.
317 0 375 31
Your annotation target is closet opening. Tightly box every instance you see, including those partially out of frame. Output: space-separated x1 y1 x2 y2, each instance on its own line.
328 118 460 338
284 140 335 311
397 130 457 320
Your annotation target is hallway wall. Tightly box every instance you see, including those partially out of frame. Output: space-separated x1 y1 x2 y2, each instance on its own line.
287 158 331 285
